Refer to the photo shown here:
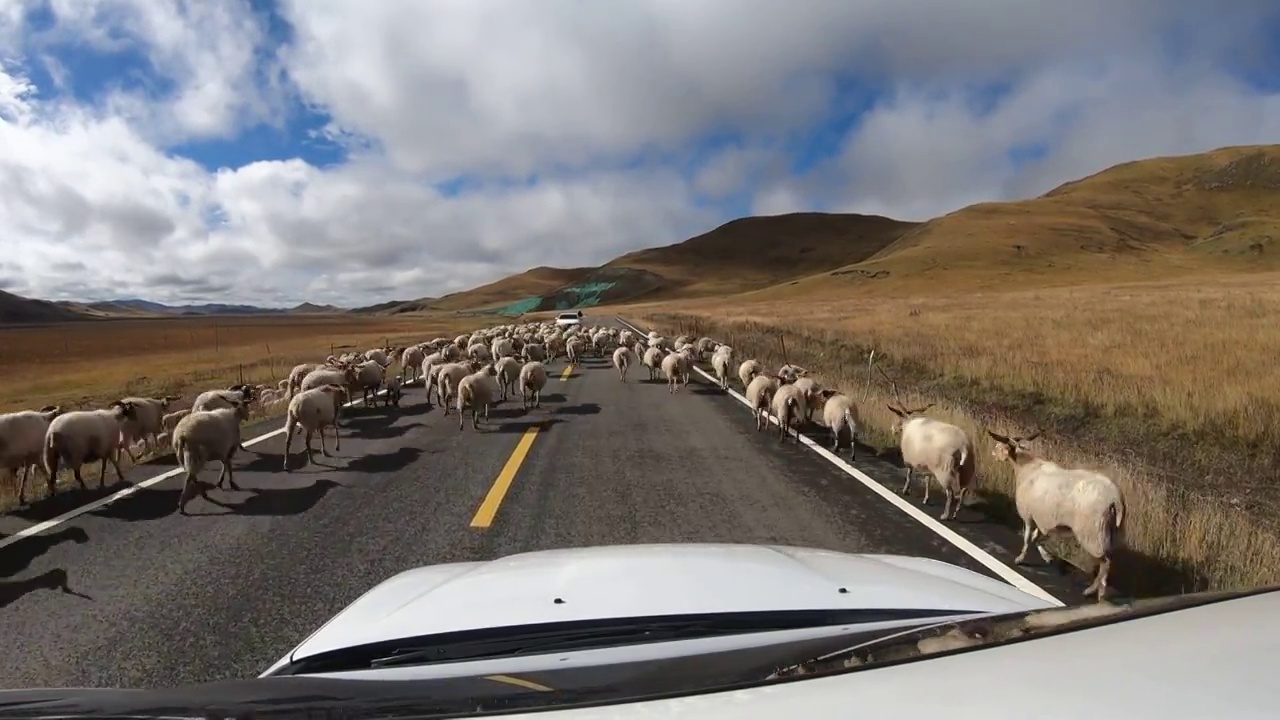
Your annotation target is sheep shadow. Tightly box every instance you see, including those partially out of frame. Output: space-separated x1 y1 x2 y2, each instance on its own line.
540 393 567 404
0 526 89 577
494 418 564 434
10 481 128 523
554 403 601 416
184 479 342 517
342 447 426 474
0 568 92 609
90 487 183 522
342 417 425 441
692 385 724 396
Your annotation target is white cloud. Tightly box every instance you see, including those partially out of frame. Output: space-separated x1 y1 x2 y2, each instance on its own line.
0 0 1276 306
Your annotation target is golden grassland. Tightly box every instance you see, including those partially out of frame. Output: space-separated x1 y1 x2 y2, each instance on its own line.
0 312 485 508
634 271 1280 598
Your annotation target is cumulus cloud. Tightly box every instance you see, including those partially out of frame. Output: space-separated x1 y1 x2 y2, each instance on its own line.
0 0 1277 306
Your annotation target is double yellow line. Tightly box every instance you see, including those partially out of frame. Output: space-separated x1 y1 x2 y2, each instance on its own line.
468 363 575 528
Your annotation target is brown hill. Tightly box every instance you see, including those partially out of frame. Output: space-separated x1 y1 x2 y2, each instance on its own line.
746 144 1280 300
0 290 93 324
605 212 919 298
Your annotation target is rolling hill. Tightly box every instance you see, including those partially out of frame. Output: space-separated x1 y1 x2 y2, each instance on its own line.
747 144 1280 300
364 212 919 315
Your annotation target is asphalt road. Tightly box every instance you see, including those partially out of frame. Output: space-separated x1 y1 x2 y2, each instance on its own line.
0 315 1079 690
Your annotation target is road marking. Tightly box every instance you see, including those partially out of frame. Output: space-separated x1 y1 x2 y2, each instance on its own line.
0 385 401 551
470 423 542 529
485 674 554 692
560 364 574 382
614 317 1063 607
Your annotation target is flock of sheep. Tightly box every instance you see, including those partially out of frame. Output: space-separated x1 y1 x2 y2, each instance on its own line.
0 316 1126 601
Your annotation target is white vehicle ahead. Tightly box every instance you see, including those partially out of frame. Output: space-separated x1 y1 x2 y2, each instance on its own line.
554 310 584 327
0 543 1275 718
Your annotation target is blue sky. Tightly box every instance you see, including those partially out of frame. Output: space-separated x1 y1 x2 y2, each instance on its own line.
0 0 1277 307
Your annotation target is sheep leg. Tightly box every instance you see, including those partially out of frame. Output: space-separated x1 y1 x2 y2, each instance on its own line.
921 472 932 505
899 467 913 496
333 422 341 452
218 459 241 491
458 406 466 431
177 476 201 515
282 426 294 471
1014 521 1034 564
472 408 481 430
1084 555 1112 600
535 389 542 408
831 426 840 453
303 430 315 466
940 487 955 521
320 425 331 457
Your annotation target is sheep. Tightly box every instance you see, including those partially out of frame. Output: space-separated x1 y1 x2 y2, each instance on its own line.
435 361 475 415
43 401 139 493
380 376 404 408
467 342 492 363
770 383 808 443
118 395 177 461
792 377 824 424
642 346 666 381
519 361 548 409
987 429 1126 601
738 359 763 390
522 343 546 363
494 356 522 401
173 401 252 514
660 351 690 393
612 346 636 382
283 384 348 471
400 346 426 383
300 365 359 426
745 375 780 432
287 363 321 398
819 390 860 461
566 338 584 364
457 365 501 430
352 360 385 405
777 363 808 384
711 349 733 390
877 365 976 520
192 384 256 413
0 405 63 504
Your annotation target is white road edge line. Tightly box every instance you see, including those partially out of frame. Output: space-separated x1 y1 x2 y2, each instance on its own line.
0 385 405 551
614 316 1063 607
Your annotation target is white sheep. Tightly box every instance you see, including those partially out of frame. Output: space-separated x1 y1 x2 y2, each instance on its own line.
435 361 476 415
642 346 666 381
737 359 763 390
43 401 139 493
380 376 404 408
352 360 385 405
287 363 321 398
565 338 584 364
792 377 823 425
987 429 1126 601
192 384 256 413
660 351 690 393
711 348 733 390
118 395 177 461
400 346 426 383
457 365 501 430
494 356 522 401
173 401 252 514
770 383 808 443
519 361 548 409
522 343 546 363
0 405 63 504
612 346 636 382
745 375 780 432
889 404 975 521
819 390 860 461
777 363 808 384
283 384 348 471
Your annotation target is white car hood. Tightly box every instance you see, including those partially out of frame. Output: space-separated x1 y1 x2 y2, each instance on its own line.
283 543 1052 662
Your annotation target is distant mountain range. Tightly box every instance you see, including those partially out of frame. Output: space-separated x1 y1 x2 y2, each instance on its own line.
0 291 348 324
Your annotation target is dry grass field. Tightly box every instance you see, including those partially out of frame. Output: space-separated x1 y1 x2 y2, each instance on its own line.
634 271 1280 599
0 312 483 507
618 145 1280 599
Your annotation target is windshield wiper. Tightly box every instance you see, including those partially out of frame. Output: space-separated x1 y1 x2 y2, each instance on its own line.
369 620 749 668
279 608 965 675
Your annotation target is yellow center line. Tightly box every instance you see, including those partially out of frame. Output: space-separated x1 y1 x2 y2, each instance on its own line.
485 674 555 692
470 423 542 528
559 363 575 381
